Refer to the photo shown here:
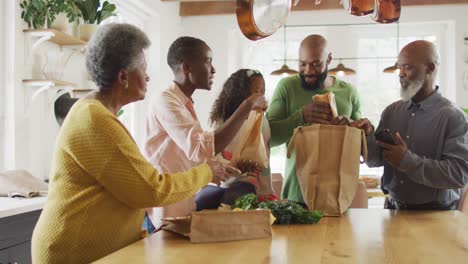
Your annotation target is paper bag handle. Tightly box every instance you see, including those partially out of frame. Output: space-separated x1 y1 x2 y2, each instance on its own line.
286 126 302 158
360 129 368 164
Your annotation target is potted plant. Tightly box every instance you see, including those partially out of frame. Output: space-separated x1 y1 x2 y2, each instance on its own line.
20 0 58 29
20 0 80 30
50 0 82 34
74 0 117 41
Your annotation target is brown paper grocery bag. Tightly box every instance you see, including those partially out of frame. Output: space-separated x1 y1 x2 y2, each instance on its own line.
162 210 272 243
231 111 269 169
287 124 367 216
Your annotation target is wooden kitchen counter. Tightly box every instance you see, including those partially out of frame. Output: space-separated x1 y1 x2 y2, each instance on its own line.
95 209 468 264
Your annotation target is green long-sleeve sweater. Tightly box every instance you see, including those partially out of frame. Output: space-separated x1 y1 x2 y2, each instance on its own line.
266 75 361 202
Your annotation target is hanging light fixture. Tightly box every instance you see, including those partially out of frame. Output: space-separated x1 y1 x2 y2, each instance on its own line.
329 59 356 76
271 26 298 76
383 22 400 74
383 62 398 73
271 64 299 76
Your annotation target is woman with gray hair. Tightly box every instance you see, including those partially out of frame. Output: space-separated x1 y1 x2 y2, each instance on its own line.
31 23 217 264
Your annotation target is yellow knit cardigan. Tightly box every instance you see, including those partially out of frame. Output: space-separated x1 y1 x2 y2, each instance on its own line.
31 99 212 263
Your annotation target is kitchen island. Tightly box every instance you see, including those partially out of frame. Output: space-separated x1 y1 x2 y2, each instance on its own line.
95 209 468 263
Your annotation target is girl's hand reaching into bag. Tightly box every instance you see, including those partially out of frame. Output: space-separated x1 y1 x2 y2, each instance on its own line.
234 159 264 177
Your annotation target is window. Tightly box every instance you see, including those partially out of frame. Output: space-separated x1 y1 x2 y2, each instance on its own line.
235 22 451 176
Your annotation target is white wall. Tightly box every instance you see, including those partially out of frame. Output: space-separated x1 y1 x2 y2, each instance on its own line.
0 0 6 171
180 4 468 128
3 0 24 174
132 0 182 148
110 0 182 148
3 0 182 178
6 0 87 178
179 15 241 129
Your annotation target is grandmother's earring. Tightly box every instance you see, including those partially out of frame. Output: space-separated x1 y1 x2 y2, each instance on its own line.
124 82 128 89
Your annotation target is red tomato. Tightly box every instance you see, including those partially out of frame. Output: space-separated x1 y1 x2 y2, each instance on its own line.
259 194 279 202
222 150 233 160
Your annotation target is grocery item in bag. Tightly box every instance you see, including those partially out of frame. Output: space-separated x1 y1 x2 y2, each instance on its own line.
312 92 338 118
230 111 269 170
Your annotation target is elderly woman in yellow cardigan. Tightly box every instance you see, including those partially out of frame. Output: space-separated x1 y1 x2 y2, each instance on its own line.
31 23 220 264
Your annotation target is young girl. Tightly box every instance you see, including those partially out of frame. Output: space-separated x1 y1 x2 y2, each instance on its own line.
209 69 274 204
195 69 275 210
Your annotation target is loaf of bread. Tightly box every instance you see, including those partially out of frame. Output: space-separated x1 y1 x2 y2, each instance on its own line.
312 92 338 118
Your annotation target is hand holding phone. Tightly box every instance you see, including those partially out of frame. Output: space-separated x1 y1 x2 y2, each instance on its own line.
375 129 397 145
377 131 408 167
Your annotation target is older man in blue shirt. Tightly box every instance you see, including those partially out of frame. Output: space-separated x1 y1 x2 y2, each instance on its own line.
354 40 468 210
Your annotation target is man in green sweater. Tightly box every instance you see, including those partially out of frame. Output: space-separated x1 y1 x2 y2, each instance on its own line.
267 34 362 203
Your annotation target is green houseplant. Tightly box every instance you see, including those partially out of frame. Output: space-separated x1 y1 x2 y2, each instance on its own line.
74 0 117 24
74 0 117 41
20 0 81 29
51 0 82 34
20 0 58 29
63 0 82 24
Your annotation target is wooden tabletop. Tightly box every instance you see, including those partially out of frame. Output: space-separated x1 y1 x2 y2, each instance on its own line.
95 209 468 264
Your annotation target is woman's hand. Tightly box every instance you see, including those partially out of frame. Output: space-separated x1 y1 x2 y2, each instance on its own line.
208 161 241 186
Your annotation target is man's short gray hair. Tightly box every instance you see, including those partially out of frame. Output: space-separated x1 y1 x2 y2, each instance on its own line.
85 23 151 89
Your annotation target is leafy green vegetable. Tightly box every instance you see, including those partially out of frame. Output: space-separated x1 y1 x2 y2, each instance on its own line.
258 200 323 225
233 193 323 225
233 193 258 210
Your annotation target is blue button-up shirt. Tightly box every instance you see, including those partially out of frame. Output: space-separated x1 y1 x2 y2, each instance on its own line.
366 88 468 204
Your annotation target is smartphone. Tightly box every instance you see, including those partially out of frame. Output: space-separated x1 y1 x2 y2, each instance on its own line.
375 129 397 145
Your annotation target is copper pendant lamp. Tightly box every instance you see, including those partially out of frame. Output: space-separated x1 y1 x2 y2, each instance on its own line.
329 60 356 76
383 62 398 73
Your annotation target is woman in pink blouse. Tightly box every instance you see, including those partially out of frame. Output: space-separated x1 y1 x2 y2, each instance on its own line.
143 37 267 229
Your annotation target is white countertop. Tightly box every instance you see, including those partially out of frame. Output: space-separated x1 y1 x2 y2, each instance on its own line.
0 196 47 218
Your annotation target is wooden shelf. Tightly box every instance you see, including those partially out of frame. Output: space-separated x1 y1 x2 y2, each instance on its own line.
22 79 76 88
73 88 94 92
23 29 86 46
72 89 94 98
72 88 94 94
23 79 77 102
